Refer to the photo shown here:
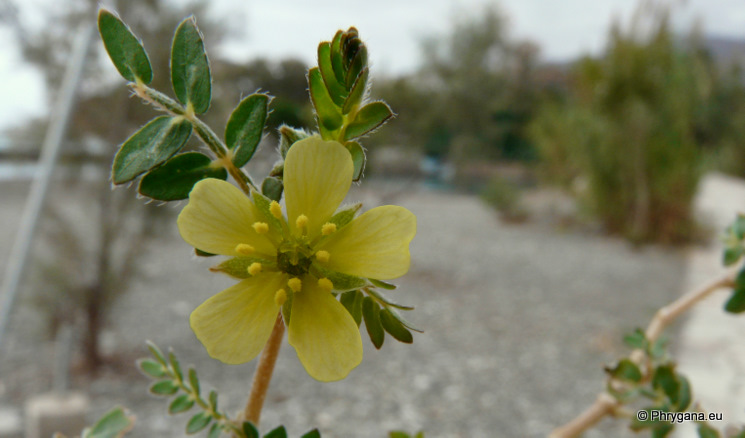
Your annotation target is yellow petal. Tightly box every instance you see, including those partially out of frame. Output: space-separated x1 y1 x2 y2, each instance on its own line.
177 179 276 256
288 276 362 381
190 273 286 364
284 137 353 238
317 206 416 280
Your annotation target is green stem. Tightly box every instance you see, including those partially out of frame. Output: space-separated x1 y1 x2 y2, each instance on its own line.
191 120 256 194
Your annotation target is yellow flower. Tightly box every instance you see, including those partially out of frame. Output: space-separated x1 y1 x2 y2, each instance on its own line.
177 137 416 381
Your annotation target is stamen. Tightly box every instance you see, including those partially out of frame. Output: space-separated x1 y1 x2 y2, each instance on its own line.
235 243 254 255
317 277 333 292
274 288 287 306
295 214 308 232
288 277 302 293
269 201 283 219
247 262 263 276
252 222 269 234
321 223 337 236
315 250 330 263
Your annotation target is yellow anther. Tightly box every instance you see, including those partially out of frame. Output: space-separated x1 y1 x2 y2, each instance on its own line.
295 214 309 231
269 201 283 219
247 262 263 276
235 243 254 255
321 223 337 236
315 250 330 263
274 288 287 306
288 277 302 293
317 277 333 291
252 222 269 234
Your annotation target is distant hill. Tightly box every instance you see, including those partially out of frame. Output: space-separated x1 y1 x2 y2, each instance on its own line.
703 36 745 68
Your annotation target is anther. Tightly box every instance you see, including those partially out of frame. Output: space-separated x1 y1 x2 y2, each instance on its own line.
288 277 302 293
235 243 254 255
247 262 263 276
252 222 269 234
295 214 308 231
321 223 337 236
269 201 282 219
317 277 333 291
315 250 330 263
274 289 287 306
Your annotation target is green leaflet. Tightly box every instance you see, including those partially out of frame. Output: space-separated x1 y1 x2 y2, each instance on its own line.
82 406 134 438
380 308 413 343
112 116 192 184
242 422 260 438
97 9 152 84
264 425 288 438
346 141 366 181
168 351 183 382
369 278 397 290
185 412 211 434
188 368 200 396
330 30 346 85
226 94 269 167
362 296 384 349
367 288 414 310
652 364 680 405
138 152 227 201
168 395 194 414
697 423 721 438
207 424 221 438
171 17 211 114
138 359 166 378
261 177 284 202
725 268 745 313
342 67 368 115
300 429 322 438
279 125 310 158
605 358 642 382
328 203 362 230
344 102 394 140
150 380 179 396
340 290 363 327
308 67 343 132
724 246 744 267
317 42 347 106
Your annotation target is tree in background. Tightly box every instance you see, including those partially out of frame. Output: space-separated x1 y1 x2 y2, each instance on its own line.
371 6 540 170
3 0 224 371
531 7 714 243
694 62 745 177
213 57 313 134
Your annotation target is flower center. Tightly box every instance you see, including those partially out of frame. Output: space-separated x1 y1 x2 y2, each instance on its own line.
276 241 313 276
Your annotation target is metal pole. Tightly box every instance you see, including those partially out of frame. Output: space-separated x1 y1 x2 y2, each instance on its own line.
0 23 94 351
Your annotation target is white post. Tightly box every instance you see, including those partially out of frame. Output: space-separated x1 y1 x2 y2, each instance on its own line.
0 23 94 350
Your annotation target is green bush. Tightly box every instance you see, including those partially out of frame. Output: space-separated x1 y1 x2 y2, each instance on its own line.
480 176 527 222
530 13 707 243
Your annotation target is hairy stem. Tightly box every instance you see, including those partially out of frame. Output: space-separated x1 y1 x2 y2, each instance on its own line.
549 272 736 438
244 313 285 426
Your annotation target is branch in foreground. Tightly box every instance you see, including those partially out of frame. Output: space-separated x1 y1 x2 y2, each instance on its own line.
549 273 736 438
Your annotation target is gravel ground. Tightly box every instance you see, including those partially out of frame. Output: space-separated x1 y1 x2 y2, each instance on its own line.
0 178 688 437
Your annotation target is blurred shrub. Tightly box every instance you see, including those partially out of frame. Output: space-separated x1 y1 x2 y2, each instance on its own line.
371 6 539 165
480 175 528 223
530 11 709 243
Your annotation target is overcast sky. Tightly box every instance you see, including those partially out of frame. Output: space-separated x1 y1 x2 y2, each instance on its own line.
2 0 745 131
